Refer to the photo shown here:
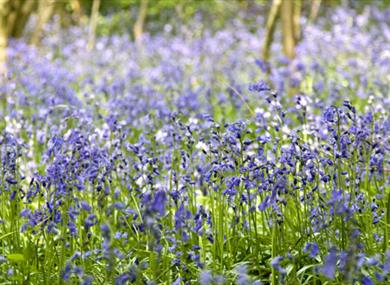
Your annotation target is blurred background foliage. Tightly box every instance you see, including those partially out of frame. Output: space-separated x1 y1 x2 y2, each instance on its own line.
0 0 389 73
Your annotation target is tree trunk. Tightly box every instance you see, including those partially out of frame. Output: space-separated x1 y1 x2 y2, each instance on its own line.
87 0 101 50
30 0 55 45
8 0 36 38
133 0 149 46
0 1 9 74
292 0 301 43
309 0 321 23
70 0 82 23
262 0 282 62
281 0 295 59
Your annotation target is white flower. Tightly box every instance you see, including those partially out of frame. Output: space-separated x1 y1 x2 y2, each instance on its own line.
196 141 209 153
155 129 167 142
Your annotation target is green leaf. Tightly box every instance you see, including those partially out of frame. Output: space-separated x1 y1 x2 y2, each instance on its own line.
0 231 15 240
7 253 25 263
9 275 24 282
297 264 317 276
285 264 295 276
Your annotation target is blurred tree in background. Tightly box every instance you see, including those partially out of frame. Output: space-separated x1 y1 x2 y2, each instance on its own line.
0 0 37 72
261 0 303 63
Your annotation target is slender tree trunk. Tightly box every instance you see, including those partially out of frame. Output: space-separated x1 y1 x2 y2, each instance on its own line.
0 1 9 74
6 0 16 37
262 0 282 62
175 3 184 22
70 0 82 23
309 0 321 23
8 0 36 38
0 26 6 73
133 0 149 46
281 0 295 59
54 1 70 28
292 0 301 43
87 0 101 50
30 0 55 45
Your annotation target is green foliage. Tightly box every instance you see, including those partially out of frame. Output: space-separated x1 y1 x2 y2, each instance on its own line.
95 0 256 37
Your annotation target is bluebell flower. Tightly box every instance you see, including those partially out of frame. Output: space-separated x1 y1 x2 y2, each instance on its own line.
61 262 72 281
151 190 166 216
84 214 98 231
304 242 319 258
115 273 130 285
101 223 111 240
172 277 181 285
324 107 336 123
82 275 93 285
214 274 225 284
320 247 337 279
5 177 17 184
249 80 271 93
361 276 373 285
80 201 92 212
7 268 14 276
255 59 269 72
271 256 286 274
199 270 213 285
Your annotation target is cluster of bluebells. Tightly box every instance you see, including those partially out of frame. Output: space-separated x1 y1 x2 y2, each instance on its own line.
0 4 389 285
